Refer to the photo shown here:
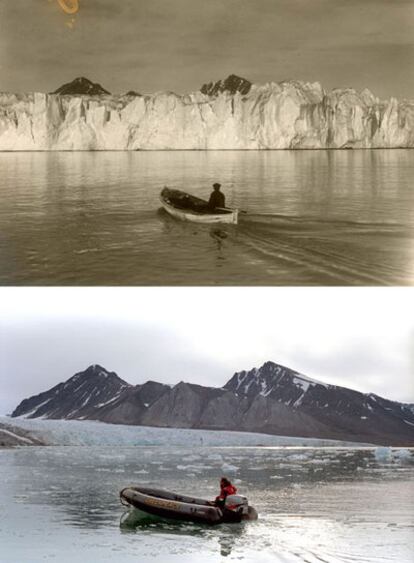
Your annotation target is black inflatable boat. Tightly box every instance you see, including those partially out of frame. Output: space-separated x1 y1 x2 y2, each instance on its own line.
120 486 258 525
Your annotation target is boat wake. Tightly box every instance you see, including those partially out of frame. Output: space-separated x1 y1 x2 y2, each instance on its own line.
233 214 412 285
156 208 412 285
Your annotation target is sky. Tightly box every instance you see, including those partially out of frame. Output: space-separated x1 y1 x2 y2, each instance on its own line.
1 287 413 415
0 0 413 99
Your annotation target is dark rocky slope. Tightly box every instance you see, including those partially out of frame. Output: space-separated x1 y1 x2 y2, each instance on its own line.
11 362 414 446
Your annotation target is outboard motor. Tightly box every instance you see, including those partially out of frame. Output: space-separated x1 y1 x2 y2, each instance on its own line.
224 494 249 515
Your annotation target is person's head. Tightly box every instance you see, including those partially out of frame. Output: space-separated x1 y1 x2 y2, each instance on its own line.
213 182 221 191
220 476 231 487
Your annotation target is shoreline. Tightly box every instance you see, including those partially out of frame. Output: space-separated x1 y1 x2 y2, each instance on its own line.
0 147 413 153
0 421 47 448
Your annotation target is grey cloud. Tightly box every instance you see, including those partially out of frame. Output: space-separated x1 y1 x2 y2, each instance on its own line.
0 317 228 414
285 338 413 402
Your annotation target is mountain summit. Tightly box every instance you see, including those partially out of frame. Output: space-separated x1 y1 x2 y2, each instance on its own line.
200 74 252 96
11 362 414 445
52 77 110 96
11 365 129 420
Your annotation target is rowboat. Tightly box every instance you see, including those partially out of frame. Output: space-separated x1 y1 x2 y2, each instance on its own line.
120 486 258 525
160 187 238 225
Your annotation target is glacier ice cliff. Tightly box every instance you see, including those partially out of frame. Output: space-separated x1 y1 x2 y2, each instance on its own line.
0 80 413 150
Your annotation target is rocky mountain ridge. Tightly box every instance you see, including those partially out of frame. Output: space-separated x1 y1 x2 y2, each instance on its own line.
11 362 414 446
0 421 46 447
52 77 110 96
0 75 412 149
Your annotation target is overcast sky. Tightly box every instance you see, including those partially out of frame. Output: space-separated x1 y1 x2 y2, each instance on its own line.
0 0 413 99
1 287 413 415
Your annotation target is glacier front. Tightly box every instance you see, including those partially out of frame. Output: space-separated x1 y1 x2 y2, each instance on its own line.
0 80 413 150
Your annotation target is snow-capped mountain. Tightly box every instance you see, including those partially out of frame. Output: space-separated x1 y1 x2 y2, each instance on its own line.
11 365 130 420
11 362 414 445
0 75 412 150
224 361 320 404
225 362 414 445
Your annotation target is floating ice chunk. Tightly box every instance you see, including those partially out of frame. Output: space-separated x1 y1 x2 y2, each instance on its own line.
208 454 224 461
182 454 201 462
393 449 413 463
374 447 393 462
221 462 239 473
176 464 206 471
287 453 309 461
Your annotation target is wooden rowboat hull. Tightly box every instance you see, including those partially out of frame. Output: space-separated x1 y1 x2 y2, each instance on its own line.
160 188 238 225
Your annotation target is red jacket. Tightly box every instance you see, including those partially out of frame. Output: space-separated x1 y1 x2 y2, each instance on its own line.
216 483 237 501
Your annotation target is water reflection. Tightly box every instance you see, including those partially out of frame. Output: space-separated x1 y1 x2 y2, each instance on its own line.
0 150 413 284
2 446 413 562
119 507 248 558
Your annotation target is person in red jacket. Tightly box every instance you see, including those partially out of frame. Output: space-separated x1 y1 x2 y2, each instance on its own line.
215 477 237 507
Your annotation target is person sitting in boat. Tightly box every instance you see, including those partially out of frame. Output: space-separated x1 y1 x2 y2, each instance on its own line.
215 477 237 507
208 183 225 210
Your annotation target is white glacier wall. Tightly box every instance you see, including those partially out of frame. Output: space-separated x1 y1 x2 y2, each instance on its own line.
0 416 371 447
0 81 413 150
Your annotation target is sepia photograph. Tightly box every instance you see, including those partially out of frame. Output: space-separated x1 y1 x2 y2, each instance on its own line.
0 0 413 285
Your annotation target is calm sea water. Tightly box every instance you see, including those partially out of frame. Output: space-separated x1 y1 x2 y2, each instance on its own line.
1 445 413 563
0 150 413 285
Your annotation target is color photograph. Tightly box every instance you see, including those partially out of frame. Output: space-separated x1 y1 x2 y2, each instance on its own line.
0 288 413 562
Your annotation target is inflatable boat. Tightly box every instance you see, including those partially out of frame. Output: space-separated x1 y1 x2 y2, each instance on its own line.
160 187 239 225
120 486 258 525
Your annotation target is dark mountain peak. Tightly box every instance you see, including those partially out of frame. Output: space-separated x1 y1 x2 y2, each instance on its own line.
83 364 108 375
259 360 297 374
224 361 308 394
11 364 129 420
132 380 170 404
139 380 168 389
52 77 110 96
124 90 141 97
223 361 330 417
68 364 127 385
200 74 252 97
